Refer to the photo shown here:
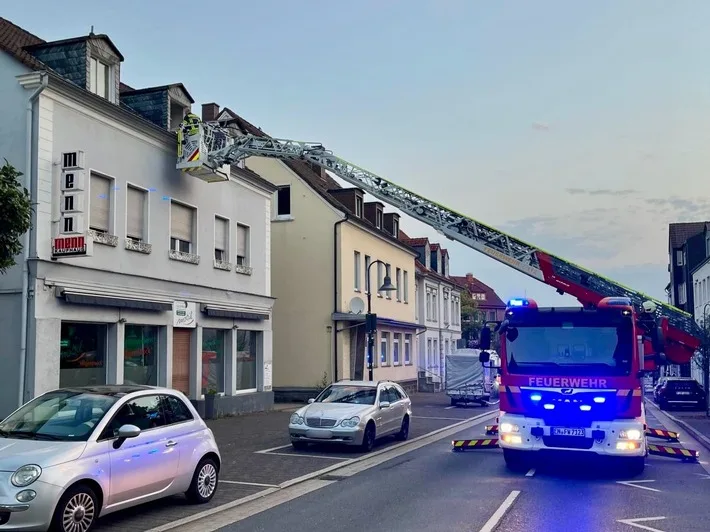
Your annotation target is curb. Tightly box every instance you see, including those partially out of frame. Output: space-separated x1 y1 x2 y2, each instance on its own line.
647 402 710 453
145 408 497 532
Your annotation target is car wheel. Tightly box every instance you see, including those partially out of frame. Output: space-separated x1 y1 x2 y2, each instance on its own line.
361 422 376 452
50 483 99 532
395 415 410 441
292 441 308 451
186 456 219 504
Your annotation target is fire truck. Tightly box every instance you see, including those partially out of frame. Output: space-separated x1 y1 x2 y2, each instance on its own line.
477 296 667 474
175 113 702 471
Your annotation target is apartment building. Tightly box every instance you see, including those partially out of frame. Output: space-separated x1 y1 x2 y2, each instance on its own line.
195 104 422 399
0 18 275 416
398 232 462 391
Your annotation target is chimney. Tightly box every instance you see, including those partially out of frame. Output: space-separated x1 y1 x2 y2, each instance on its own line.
202 102 220 122
466 273 474 284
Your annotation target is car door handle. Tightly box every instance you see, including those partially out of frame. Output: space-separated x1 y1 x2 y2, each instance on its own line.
165 440 178 447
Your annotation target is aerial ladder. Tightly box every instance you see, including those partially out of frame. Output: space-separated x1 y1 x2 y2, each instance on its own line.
176 113 702 368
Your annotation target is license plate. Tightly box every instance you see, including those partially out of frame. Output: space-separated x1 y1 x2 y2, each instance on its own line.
677 391 691 395
306 429 332 439
551 427 585 437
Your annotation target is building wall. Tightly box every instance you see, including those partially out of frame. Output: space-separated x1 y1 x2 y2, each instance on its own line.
692 260 710 385
245 156 341 390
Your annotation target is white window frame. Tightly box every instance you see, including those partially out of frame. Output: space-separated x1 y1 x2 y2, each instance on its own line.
396 268 402 301
375 209 383 229
380 332 390 366
236 222 251 267
393 218 399 237
377 262 384 297
214 215 230 262
125 182 149 243
354 251 361 291
89 57 113 100
403 271 409 303
676 250 684 266
385 263 392 299
169 199 198 255
404 334 412 365
393 333 401 365
355 196 363 217
275 185 292 219
89 170 115 235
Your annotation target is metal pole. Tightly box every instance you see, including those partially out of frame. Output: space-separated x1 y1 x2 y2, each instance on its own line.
704 303 710 417
365 260 376 382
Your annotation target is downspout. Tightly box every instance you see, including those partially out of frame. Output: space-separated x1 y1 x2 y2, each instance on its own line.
19 72 49 407
333 215 348 382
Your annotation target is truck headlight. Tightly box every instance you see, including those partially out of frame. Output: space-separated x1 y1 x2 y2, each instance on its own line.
619 429 642 440
500 423 519 433
11 465 41 487
290 414 304 425
340 416 360 428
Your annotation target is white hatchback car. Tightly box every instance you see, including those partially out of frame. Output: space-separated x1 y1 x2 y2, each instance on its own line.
0 385 221 531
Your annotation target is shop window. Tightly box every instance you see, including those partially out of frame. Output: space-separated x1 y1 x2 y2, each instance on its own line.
237 330 259 391
123 325 158 386
60 322 108 388
202 329 226 394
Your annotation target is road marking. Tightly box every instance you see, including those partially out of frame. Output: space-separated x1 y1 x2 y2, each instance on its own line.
219 480 280 488
254 444 292 454
444 405 457 410
151 409 497 532
616 480 661 493
478 490 521 532
525 468 536 477
263 451 350 460
616 516 666 532
414 415 472 421
695 473 710 480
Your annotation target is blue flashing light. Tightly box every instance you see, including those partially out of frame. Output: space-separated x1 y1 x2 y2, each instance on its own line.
580 405 592 412
593 397 606 404
508 298 528 307
543 404 555 410
530 393 542 402
603 297 632 306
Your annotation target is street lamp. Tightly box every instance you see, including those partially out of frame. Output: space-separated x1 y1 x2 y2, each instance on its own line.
703 303 710 417
365 260 397 381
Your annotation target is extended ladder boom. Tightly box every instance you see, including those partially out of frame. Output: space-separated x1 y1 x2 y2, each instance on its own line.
177 115 702 364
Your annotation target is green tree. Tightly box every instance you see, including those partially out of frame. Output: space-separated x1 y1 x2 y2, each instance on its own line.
460 290 482 347
0 160 32 273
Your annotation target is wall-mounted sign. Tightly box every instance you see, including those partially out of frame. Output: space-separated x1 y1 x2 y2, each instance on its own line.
52 151 91 258
173 301 197 328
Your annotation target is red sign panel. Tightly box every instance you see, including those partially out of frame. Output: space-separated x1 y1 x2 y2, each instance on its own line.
52 235 88 257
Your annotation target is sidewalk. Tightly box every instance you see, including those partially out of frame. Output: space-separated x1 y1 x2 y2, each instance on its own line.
98 392 483 531
658 409 710 451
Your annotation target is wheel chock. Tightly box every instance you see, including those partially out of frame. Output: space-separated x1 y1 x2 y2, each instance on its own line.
645 427 680 442
647 443 699 462
452 438 499 451
485 425 499 435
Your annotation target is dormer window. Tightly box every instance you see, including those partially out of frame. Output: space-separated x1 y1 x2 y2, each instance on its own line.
393 218 399 237
89 57 111 99
376 209 383 229
355 196 363 217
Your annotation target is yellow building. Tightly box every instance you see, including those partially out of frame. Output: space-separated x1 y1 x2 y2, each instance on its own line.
200 104 421 400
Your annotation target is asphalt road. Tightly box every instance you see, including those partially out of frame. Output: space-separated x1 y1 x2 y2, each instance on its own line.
216 406 710 532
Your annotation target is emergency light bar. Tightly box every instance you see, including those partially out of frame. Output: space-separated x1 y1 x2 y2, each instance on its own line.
506 298 538 309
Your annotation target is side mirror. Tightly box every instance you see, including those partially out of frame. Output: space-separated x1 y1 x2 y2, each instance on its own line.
308 398 315 404
379 401 391 409
112 424 141 450
479 350 491 364
480 327 491 350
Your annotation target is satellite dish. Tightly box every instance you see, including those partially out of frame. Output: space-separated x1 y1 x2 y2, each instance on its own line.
349 297 365 314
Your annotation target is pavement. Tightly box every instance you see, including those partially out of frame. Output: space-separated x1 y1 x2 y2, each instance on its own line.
96 392 496 531
168 399 710 532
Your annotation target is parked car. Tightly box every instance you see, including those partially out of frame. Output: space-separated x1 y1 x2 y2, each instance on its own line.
288 380 412 452
0 385 221 531
655 377 705 410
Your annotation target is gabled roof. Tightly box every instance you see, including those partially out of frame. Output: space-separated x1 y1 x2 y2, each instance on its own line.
24 32 125 61
451 274 506 309
669 222 709 250
215 107 414 253
120 83 195 103
0 16 44 69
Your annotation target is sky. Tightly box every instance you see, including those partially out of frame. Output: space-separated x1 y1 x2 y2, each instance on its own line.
5 0 710 306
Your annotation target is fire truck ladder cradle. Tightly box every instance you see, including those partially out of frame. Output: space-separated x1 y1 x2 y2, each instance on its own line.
176 119 702 364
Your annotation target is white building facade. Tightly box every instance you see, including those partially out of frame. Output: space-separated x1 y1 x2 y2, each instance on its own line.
0 25 275 417
691 257 710 386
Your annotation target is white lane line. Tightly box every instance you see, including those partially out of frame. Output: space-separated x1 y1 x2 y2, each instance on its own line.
414 415 473 421
525 468 536 477
479 490 521 532
263 451 350 460
254 444 292 454
445 405 457 410
616 480 661 493
219 480 281 488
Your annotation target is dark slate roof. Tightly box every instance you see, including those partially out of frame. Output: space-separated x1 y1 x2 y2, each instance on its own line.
669 222 709 250
121 83 195 103
24 32 125 61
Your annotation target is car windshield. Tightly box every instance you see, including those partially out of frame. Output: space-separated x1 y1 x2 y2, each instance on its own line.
505 325 633 376
0 390 118 442
315 385 377 405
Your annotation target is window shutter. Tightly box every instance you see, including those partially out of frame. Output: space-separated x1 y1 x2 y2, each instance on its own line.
237 224 248 257
171 202 193 242
90 174 111 232
126 186 145 239
215 217 227 250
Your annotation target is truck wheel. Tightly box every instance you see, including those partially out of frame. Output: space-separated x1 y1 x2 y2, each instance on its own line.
503 449 529 473
625 457 645 477
450 398 458 407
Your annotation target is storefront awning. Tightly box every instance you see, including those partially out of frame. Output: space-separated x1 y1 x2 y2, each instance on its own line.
331 312 424 330
55 287 173 311
201 304 270 320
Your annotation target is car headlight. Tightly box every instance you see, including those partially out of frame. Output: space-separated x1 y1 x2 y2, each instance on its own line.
11 465 41 487
290 414 305 425
340 416 360 428
500 423 519 434
619 429 642 441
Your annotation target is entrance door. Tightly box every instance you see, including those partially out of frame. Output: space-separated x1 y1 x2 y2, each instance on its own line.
172 329 191 395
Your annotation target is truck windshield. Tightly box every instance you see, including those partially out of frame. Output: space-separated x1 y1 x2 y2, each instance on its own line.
504 325 633 376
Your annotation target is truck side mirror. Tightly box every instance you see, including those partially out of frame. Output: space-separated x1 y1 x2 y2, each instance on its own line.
480 327 491 350
479 350 491 364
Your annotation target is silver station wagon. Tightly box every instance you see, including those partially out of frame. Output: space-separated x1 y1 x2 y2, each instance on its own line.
0 385 221 531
